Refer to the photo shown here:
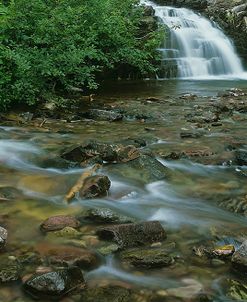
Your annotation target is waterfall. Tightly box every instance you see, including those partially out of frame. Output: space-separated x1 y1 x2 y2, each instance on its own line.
143 1 247 79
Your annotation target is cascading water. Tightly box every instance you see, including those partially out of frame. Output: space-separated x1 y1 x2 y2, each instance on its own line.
143 1 246 79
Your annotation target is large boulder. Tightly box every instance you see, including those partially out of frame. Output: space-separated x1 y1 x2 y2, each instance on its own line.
96 221 167 249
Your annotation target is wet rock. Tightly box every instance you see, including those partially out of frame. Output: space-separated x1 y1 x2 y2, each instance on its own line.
44 246 99 269
232 240 247 271
180 131 203 138
23 267 85 299
179 93 197 100
61 142 140 164
80 285 133 302
48 226 82 239
227 279 247 301
0 226 7 249
83 208 134 224
0 187 22 201
219 195 247 215
235 149 247 165
119 247 174 268
193 244 235 259
97 243 119 256
79 175 111 199
111 154 170 183
83 109 123 121
0 255 20 282
96 221 167 249
40 215 81 233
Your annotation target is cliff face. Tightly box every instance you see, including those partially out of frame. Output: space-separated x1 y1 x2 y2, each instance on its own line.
153 0 247 64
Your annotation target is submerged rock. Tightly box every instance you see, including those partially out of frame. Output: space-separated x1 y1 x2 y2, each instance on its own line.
96 221 166 249
23 267 85 299
235 150 247 166
83 208 134 224
232 240 247 272
44 245 99 269
80 285 133 302
110 154 170 183
40 215 81 233
0 226 7 249
227 279 247 301
79 175 111 199
0 255 20 282
83 109 123 121
119 247 174 268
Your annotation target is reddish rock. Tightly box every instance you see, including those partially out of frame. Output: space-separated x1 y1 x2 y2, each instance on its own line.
40 215 81 233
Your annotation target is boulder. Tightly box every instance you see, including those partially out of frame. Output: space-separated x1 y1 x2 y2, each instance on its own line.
83 208 134 224
119 247 174 268
80 286 133 302
79 175 111 199
232 240 247 271
110 154 170 183
44 245 99 269
235 150 247 165
83 109 123 121
0 255 20 282
23 267 85 299
61 142 140 164
40 215 81 233
0 226 7 249
96 221 166 249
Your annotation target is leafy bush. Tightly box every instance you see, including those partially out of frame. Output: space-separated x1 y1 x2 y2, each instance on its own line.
0 0 161 109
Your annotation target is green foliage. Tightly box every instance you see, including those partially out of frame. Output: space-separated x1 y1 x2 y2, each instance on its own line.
0 0 161 109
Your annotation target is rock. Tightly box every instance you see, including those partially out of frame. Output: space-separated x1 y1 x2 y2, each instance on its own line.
96 221 167 249
232 240 247 271
0 255 20 282
80 285 133 302
235 149 247 165
0 227 7 249
79 175 111 199
193 244 235 259
119 247 174 268
83 208 134 224
0 187 21 201
97 244 119 256
143 5 155 17
23 267 85 299
44 245 99 269
227 279 247 300
180 131 203 138
179 93 197 100
40 215 81 233
84 109 123 121
212 245 235 258
61 142 140 164
111 154 170 183
48 226 82 239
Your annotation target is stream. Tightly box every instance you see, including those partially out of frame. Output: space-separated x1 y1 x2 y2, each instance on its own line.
0 79 246 301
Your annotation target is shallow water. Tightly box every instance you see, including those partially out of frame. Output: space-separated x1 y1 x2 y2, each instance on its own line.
0 79 246 301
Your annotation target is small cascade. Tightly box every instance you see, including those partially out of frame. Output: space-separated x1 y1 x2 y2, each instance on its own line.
144 1 246 79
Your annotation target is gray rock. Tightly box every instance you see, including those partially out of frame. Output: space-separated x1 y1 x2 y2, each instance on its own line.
84 208 134 224
84 109 123 121
0 227 7 249
23 267 85 299
235 149 247 166
232 240 247 271
120 247 174 268
96 221 167 249
0 256 20 282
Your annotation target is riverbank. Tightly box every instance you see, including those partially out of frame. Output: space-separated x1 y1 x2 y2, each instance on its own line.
0 81 246 301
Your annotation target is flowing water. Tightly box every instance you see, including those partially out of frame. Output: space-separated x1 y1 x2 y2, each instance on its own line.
0 79 246 301
143 0 247 79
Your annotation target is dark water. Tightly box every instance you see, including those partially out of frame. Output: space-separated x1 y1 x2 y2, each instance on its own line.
0 79 246 301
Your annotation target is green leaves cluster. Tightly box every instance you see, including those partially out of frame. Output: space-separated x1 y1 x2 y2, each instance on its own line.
0 0 160 109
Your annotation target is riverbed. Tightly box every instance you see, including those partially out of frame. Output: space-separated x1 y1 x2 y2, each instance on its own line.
0 79 246 301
